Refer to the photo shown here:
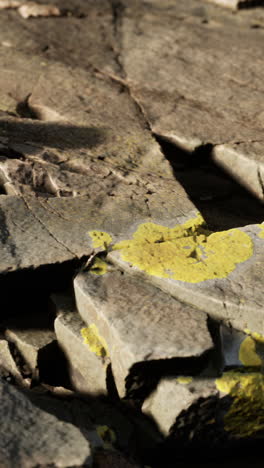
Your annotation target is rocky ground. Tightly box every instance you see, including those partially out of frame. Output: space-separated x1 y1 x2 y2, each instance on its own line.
0 0 264 466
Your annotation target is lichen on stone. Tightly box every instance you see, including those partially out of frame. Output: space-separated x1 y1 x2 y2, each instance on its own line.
215 371 264 437
112 213 253 283
90 257 108 275
176 376 193 384
96 425 116 449
88 230 113 249
81 324 109 358
239 330 264 367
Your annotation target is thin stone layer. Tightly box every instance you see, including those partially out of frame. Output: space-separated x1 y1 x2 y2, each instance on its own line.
74 269 212 398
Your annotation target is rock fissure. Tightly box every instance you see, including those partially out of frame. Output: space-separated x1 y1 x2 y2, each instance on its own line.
20 195 77 258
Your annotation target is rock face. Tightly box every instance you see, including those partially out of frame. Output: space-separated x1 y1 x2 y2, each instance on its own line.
53 294 108 395
115 0 264 200
142 377 217 435
0 378 92 468
74 268 213 398
108 222 264 334
0 0 264 465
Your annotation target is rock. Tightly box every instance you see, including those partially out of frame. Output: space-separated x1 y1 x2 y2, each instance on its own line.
206 0 263 8
0 378 92 467
0 338 23 383
53 293 108 395
116 0 264 200
142 377 217 435
108 221 264 334
5 326 55 373
212 141 264 200
74 268 212 398
0 156 196 272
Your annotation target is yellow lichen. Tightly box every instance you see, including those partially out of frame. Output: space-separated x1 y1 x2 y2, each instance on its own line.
81 324 109 358
239 330 264 367
96 425 116 449
258 223 264 239
176 376 193 384
90 257 108 275
215 371 264 437
88 230 113 249
112 213 253 283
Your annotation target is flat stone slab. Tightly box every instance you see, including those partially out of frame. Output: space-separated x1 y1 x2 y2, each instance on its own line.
116 0 264 199
107 220 264 334
0 157 195 271
0 378 92 467
5 327 55 372
142 377 217 435
74 268 212 398
53 294 108 395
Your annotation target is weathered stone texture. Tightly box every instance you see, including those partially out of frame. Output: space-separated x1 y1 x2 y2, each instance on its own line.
142 377 217 435
0 338 22 382
74 269 212 398
53 294 108 395
109 224 264 334
0 378 92 467
5 327 55 371
116 0 264 199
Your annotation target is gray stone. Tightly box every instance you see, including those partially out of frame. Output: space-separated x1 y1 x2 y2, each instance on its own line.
53 294 108 395
108 223 264 335
0 378 92 467
5 327 55 372
212 141 264 200
0 159 196 272
115 0 264 200
142 377 217 435
0 338 23 383
74 269 212 398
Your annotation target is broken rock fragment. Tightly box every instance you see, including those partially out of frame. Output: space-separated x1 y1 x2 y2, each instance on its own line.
5 326 55 374
53 294 108 395
0 338 23 383
74 268 212 398
108 217 264 334
117 0 264 199
0 378 92 467
142 377 217 435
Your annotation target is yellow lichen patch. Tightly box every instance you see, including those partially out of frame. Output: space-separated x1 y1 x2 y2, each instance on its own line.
239 330 264 367
88 230 113 249
215 371 264 437
113 213 253 283
90 257 108 275
258 223 264 239
96 425 116 449
176 376 193 384
239 337 262 366
81 324 109 358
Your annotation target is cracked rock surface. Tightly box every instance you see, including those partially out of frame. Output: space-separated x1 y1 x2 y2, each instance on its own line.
0 0 264 466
